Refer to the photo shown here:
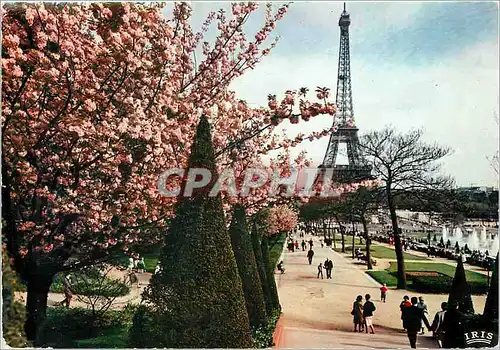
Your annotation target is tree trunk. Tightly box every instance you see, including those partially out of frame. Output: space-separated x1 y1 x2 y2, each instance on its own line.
351 220 355 259
387 186 406 289
322 218 326 241
331 221 336 248
361 213 373 270
25 274 55 345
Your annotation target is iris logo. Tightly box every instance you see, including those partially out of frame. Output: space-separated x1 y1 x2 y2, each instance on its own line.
464 331 498 348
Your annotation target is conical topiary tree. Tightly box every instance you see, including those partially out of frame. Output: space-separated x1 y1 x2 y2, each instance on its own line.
251 220 272 315
483 253 498 323
140 116 252 348
448 258 474 314
229 205 267 328
261 235 281 314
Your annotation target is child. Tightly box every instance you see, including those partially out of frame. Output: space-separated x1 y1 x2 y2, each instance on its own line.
317 263 324 279
380 283 388 302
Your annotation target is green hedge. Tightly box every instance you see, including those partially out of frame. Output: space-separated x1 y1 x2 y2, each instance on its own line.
410 274 489 294
251 310 280 348
39 306 136 348
366 270 398 287
367 266 489 294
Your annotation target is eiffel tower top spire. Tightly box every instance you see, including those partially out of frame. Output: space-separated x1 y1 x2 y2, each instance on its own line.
335 2 354 128
316 5 372 183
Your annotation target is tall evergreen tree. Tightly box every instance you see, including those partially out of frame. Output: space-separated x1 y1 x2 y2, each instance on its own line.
2 244 28 347
261 235 281 313
483 253 498 322
229 205 267 328
251 221 272 315
141 116 252 348
448 258 474 314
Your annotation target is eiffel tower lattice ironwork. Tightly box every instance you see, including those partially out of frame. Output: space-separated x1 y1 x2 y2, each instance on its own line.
316 3 372 186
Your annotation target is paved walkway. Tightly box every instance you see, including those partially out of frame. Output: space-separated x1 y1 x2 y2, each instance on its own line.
273 234 487 349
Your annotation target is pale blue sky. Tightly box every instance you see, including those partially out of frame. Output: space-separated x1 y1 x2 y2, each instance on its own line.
176 2 499 187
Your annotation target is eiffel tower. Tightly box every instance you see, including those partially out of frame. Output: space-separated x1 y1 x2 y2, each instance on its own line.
315 3 372 189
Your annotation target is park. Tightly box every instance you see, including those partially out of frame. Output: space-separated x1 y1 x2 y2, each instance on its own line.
1 2 499 349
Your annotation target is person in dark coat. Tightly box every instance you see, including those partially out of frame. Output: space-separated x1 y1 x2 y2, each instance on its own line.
324 258 333 279
352 295 364 332
301 240 306 251
403 297 432 348
441 301 473 348
307 249 314 265
363 294 376 334
308 239 313 249
431 302 447 347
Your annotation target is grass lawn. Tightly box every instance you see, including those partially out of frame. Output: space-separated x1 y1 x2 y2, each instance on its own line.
370 245 429 261
333 245 365 253
142 252 160 273
268 232 286 269
366 270 398 287
334 244 429 261
387 262 488 284
368 261 489 291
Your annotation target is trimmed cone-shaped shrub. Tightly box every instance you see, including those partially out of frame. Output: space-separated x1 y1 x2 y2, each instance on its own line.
251 221 273 315
140 116 252 348
229 205 267 328
448 257 474 314
261 235 281 313
2 244 28 347
483 253 498 322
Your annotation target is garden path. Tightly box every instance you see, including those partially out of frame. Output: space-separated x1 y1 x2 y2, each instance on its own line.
273 233 487 348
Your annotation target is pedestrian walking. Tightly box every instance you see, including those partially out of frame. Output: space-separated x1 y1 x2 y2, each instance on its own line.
324 258 333 279
320 239 324 248
294 240 299 251
127 257 135 270
351 295 364 332
307 249 314 265
61 274 73 308
317 263 324 279
431 302 447 348
380 283 388 302
417 296 429 334
403 297 432 348
308 238 313 249
400 295 412 329
301 240 306 251
363 294 376 334
136 257 145 274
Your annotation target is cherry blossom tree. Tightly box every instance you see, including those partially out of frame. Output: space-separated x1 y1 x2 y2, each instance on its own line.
265 205 298 235
2 2 340 342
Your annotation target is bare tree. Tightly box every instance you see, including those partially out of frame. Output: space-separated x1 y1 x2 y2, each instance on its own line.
358 127 453 289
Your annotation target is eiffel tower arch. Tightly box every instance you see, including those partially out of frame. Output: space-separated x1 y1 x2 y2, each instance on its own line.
315 3 372 188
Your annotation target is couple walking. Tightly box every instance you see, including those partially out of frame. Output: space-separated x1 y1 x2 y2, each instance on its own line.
400 296 432 348
317 258 334 279
352 294 376 333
